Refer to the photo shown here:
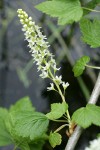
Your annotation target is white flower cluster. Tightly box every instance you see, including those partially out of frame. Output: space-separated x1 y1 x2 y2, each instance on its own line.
85 138 100 150
17 9 69 91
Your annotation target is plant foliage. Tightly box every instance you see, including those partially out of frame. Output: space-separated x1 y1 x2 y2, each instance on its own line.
0 108 13 146
80 19 100 48
14 111 49 140
1 0 100 149
72 56 90 77
72 104 100 128
36 0 83 25
0 97 48 149
46 102 68 120
49 132 62 148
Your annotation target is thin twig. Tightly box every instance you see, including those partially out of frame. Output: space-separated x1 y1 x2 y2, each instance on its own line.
65 72 100 150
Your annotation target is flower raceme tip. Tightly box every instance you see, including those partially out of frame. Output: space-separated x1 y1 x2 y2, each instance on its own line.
17 9 69 92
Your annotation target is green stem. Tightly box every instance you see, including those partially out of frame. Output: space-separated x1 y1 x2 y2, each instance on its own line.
48 69 71 123
48 69 65 102
82 7 100 13
85 64 100 70
47 21 91 102
54 124 68 133
54 81 65 102
66 110 71 123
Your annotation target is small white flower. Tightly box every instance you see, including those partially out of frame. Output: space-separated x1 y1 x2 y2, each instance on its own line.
54 64 61 72
54 75 62 84
37 65 42 71
85 138 100 150
43 63 50 70
62 82 69 90
17 9 69 93
47 83 54 91
39 71 48 78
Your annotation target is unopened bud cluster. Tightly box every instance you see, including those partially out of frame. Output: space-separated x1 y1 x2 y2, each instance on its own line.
17 9 69 91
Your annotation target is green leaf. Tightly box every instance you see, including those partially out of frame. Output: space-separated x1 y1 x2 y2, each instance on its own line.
14 111 49 140
80 19 100 48
0 108 13 146
0 120 13 146
6 97 35 138
46 102 68 120
35 0 83 25
29 140 45 150
86 104 100 127
72 104 100 128
9 96 35 112
18 142 30 150
72 56 90 77
72 107 91 128
0 108 8 119
5 112 31 150
49 132 62 148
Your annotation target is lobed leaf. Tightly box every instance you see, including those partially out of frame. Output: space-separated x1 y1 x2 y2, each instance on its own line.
72 56 90 77
9 96 35 112
72 104 100 128
14 111 49 140
35 0 83 25
80 19 100 48
49 132 62 148
0 108 13 146
46 102 68 120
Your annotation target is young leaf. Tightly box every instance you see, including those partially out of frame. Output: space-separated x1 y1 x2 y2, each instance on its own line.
46 102 68 120
9 96 35 112
14 111 49 140
80 19 100 48
72 104 100 128
49 132 62 148
0 108 13 146
72 56 90 77
35 0 83 25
